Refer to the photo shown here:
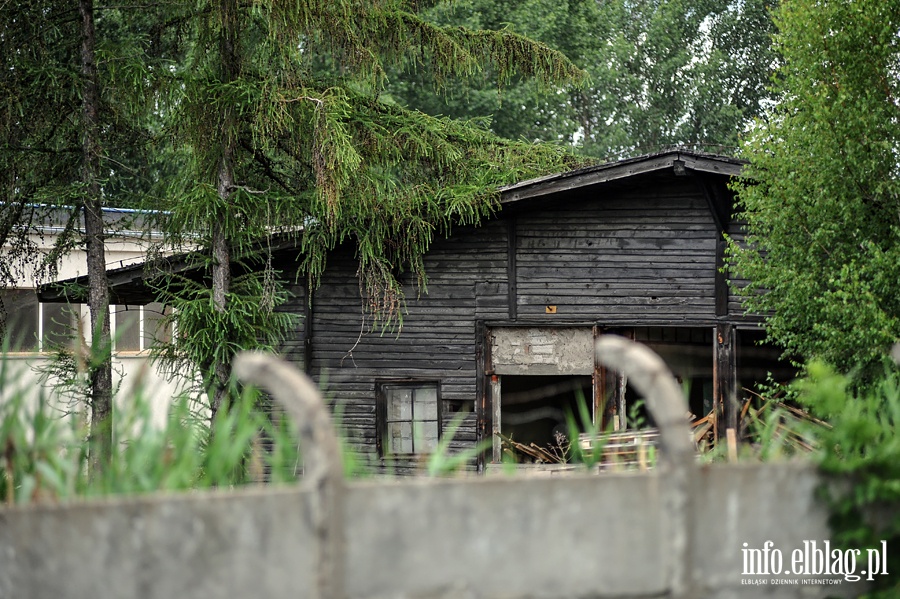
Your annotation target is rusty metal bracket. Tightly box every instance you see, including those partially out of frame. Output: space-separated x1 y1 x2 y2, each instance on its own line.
233 351 345 599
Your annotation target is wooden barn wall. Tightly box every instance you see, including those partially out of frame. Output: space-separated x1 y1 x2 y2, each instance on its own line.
279 220 509 470
725 220 759 323
276 175 747 469
515 179 718 324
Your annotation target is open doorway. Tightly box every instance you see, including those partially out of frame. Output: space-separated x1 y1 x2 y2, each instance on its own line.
497 375 592 462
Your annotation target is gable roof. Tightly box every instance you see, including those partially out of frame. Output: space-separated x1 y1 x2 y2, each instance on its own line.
500 149 743 205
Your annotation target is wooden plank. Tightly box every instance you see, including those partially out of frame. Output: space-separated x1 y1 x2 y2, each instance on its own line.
714 322 737 442
500 154 676 203
303 282 313 374
475 320 489 473
680 153 744 177
715 237 728 317
491 375 502 464
507 217 517 320
593 324 603 429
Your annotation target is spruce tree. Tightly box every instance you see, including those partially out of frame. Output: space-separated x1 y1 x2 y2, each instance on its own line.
150 0 587 419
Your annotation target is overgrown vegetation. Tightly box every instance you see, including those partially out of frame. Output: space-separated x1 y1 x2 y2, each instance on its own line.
729 0 900 378
791 364 900 598
0 355 305 503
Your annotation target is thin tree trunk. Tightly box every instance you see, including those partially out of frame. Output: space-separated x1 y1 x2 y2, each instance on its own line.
80 0 113 473
209 178 232 422
208 0 239 423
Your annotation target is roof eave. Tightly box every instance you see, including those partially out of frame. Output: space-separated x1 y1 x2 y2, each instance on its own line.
500 150 744 205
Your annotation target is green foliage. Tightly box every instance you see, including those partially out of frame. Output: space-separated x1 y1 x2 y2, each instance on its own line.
425 410 487 476
135 0 591 413
0 0 171 250
563 388 608 469
0 357 305 503
151 270 296 399
729 0 900 376
793 363 900 597
155 0 589 312
389 0 776 159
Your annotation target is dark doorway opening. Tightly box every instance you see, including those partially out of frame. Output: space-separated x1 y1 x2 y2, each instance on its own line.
500 375 592 449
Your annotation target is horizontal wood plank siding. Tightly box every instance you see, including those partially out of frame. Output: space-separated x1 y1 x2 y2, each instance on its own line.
516 181 718 322
289 221 508 466
275 173 751 472
725 220 764 324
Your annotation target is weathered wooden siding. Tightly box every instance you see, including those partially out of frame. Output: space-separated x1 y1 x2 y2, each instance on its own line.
725 220 759 323
277 173 753 468
279 220 509 468
515 180 718 324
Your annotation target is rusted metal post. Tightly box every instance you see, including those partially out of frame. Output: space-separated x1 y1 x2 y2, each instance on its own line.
595 335 696 598
233 352 344 599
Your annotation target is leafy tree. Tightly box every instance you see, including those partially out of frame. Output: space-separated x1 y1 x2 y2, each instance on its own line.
388 0 776 159
150 0 587 419
729 0 900 375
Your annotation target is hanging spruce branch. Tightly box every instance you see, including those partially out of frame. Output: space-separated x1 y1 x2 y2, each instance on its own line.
146 0 588 417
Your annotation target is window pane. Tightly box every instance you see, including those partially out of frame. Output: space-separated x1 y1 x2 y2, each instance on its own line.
416 387 438 421
142 302 171 347
389 422 413 454
387 387 412 421
418 421 439 452
43 303 76 349
115 305 141 352
1 290 38 351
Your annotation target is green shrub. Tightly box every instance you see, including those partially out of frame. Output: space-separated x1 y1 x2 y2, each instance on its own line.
795 363 900 598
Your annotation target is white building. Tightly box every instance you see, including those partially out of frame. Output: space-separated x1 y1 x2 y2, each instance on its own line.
0 208 187 426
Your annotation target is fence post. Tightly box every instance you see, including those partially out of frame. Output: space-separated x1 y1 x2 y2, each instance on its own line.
233 352 345 599
594 335 697 598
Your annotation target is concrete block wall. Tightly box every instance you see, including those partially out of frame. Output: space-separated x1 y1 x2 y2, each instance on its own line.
0 463 867 599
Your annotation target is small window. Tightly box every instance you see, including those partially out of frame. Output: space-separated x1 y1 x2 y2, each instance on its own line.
142 302 172 348
1 289 81 352
114 305 142 352
1 289 39 351
113 303 172 353
377 382 441 456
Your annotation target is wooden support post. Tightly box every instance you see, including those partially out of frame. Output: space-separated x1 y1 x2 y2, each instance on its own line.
713 322 737 443
616 373 628 431
475 321 489 473
592 325 603 429
506 217 517 320
491 375 502 463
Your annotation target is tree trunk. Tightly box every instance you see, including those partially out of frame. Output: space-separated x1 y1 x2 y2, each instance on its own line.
208 0 239 424
80 0 113 474
209 177 232 422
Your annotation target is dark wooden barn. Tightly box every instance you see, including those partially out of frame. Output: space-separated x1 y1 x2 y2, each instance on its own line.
41 150 790 472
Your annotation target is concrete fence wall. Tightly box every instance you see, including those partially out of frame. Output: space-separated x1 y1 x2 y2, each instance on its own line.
0 341 870 598
0 463 860 599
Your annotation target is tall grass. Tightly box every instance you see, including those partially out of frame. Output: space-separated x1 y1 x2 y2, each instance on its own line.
0 353 305 504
